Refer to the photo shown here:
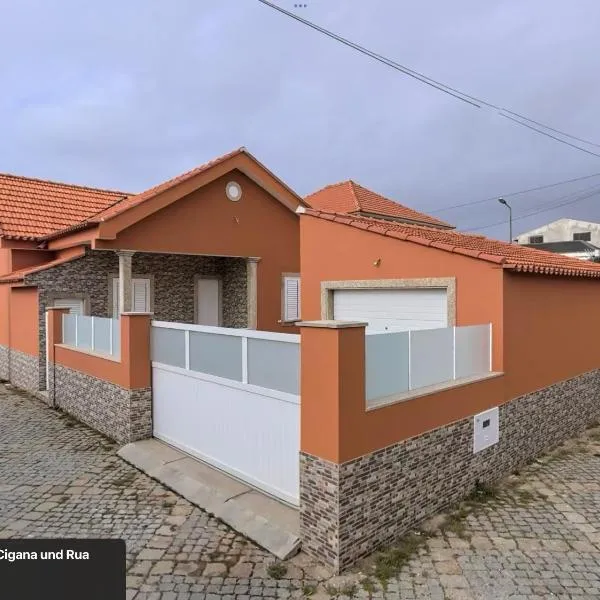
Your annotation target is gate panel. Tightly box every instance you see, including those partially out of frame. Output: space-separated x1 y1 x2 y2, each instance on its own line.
151 322 300 506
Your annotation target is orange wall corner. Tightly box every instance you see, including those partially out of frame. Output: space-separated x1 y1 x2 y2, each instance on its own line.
9 287 39 356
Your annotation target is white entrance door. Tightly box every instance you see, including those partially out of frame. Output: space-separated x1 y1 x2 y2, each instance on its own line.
333 288 448 332
196 278 221 326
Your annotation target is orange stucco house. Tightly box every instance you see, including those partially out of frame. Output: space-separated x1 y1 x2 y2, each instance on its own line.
4 147 600 572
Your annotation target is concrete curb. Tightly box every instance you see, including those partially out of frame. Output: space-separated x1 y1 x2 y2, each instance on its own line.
118 442 301 561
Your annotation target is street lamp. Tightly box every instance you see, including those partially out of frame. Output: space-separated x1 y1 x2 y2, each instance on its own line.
498 198 513 243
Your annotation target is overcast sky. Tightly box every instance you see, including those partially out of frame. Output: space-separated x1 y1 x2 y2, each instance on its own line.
1 0 599 240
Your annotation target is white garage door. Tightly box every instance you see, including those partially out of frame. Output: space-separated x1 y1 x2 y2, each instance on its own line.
333 288 447 332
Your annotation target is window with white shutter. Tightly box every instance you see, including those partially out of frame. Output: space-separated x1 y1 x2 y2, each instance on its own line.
112 278 151 315
282 275 301 322
132 279 150 312
53 298 85 315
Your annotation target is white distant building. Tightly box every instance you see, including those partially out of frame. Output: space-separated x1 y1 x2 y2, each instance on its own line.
515 218 600 260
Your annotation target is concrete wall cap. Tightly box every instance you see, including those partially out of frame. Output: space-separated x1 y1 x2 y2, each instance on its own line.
298 319 368 329
120 312 154 316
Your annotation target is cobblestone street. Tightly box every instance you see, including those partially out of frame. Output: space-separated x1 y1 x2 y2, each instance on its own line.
2 383 600 599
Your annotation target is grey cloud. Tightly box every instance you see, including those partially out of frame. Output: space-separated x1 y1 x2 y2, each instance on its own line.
1 0 599 239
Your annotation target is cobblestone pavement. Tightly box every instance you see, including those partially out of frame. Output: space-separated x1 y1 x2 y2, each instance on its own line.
2 383 600 599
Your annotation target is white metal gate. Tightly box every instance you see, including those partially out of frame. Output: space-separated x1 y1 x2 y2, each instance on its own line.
151 321 300 506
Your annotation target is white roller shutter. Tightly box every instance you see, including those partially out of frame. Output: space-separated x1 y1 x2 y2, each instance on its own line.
333 288 447 332
283 276 301 322
53 298 84 315
113 278 151 315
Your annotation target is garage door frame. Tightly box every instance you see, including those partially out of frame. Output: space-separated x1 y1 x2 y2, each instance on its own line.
320 277 456 325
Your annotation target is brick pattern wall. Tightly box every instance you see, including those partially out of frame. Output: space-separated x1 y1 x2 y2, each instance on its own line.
0 344 8 381
299 454 340 567
7 349 40 394
300 369 600 572
53 363 152 444
25 250 248 390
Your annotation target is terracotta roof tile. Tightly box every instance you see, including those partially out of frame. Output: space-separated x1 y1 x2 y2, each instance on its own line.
0 173 126 240
305 180 454 229
300 208 600 279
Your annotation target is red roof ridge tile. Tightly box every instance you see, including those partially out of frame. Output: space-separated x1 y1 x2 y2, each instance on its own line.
346 180 363 212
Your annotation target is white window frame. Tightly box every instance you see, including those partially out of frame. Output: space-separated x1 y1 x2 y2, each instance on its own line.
282 274 301 323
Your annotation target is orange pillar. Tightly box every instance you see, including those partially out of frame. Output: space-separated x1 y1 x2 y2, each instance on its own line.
298 320 367 572
120 312 152 390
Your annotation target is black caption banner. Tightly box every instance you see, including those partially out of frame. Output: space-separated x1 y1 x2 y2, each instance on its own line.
0 539 125 599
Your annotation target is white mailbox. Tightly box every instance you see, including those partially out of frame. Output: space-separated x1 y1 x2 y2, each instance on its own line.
473 407 499 453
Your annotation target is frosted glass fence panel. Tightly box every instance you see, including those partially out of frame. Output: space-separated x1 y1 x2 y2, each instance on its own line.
366 331 409 402
112 319 120 358
455 324 491 379
76 317 93 350
61 315 120 358
410 327 454 389
62 314 77 346
247 338 299 395
92 318 112 355
189 332 243 381
152 327 186 368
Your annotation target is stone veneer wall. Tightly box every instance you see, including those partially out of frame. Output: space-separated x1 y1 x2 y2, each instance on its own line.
52 363 152 444
25 250 248 390
0 344 8 381
220 258 248 328
26 250 118 391
5 349 40 394
300 369 600 572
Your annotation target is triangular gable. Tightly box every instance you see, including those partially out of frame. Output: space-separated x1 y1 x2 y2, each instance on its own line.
92 148 307 240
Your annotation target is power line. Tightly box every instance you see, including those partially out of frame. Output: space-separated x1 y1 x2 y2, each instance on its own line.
462 183 600 232
428 170 600 214
257 0 600 158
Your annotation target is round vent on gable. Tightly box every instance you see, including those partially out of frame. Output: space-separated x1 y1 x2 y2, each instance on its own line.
226 181 242 202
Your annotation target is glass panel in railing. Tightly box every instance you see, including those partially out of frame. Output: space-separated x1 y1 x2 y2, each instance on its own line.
92 317 112 355
76 315 93 350
189 331 243 381
151 327 186 368
112 319 120 358
365 331 409 404
247 338 299 394
455 325 491 379
410 327 454 389
62 314 77 346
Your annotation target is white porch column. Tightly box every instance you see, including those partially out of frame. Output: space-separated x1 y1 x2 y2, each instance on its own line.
246 257 261 329
117 251 135 315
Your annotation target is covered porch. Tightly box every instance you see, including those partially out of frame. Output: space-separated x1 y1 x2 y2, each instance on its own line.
26 248 261 391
